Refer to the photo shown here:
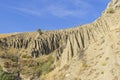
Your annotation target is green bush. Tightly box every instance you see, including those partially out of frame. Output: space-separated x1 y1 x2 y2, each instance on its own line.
41 59 54 75
11 56 18 62
107 8 115 13
35 55 54 76
1 73 14 80
37 29 43 35
0 65 2 71
0 66 3 79
0 65 14 80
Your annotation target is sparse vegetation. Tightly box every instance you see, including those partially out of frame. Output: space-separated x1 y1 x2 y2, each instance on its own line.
82 63 88 69
1 73 14 80
101 71 104 74
35 55 54 76
21 55 54 79
37 28 43 35
0 53 18 62
107 8 115 13
0 65 15 80
22 54 32 58
4 62 10 68
102 62 107 66
105 57 109 60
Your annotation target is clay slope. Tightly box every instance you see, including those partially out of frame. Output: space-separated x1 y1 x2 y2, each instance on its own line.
59 28 120 80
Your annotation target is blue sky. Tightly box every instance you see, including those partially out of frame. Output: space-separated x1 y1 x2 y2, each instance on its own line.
0 0 110 33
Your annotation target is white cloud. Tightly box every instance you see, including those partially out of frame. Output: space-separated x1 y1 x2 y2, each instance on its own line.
1 0 94 18
47 5 89 18
46 0 93 18
9 6 42 16
47 5 73 17
71 0 92 8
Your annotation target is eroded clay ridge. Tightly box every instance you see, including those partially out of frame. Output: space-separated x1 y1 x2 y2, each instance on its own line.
0 18 110 56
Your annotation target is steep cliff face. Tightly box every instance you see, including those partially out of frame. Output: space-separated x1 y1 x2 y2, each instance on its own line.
0 32 68 56
0 0 120 80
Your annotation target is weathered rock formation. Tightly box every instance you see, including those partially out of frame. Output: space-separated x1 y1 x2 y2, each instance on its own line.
0 0 120 80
